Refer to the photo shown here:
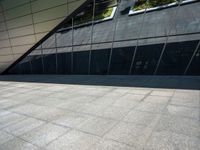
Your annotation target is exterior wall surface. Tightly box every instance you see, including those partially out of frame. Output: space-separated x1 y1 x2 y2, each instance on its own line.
0 0 87 73
5 0 200 75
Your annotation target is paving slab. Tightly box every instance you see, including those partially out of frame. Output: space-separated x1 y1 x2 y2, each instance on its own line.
20 123 70 147
46 130 100 150
0 130 14 145
0 137 40 150
144 130 200 150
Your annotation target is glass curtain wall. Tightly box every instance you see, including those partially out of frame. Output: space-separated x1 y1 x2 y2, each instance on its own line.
7 0 200 75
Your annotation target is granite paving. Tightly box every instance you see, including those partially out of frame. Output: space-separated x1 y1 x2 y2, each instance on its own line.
0 75 199 150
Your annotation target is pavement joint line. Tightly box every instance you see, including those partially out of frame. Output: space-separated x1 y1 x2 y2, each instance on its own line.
0 129 42 149
42 128 71 149
5 92 199 123
3 107 49 123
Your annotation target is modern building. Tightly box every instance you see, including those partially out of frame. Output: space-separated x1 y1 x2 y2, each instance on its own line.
0 0 200 75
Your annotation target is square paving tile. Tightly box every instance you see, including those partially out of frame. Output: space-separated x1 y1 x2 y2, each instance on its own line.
91 97 116 106
46 130 100 150
112 99 140 109
0 99 24 109
128 89 151 95
144 130 200 150
97 106 131 120
104 122 153 148
0 137 39 150
123 109 160 126
66 95 96 103
92 139 135 150
0 109 11 117
164 104 199 120
150 90 174 97
77 103 108 115
0 130 14 145
170 97 199 108
144 96 170 105
20 123 70 147
52 111 92 128
3 118 45 136
28 97 67 107
0 113 26 129
155 115 200 138
135 102 166 114
77 117 118 137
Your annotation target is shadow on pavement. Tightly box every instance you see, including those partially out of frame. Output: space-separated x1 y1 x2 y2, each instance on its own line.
0 75 200 90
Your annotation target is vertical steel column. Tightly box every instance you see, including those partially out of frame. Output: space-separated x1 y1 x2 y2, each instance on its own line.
184 40 200 75
55 33 58 74
107 0 120 75
129 0 149 75
71 18 74 74
88 0 96 75
41 45 45 74
153 0 183 75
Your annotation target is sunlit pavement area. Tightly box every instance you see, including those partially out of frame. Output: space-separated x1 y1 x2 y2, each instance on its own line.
0 75 199 150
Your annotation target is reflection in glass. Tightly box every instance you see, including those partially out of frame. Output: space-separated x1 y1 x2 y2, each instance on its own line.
109 47 134 75
43 49 56 74
132 44 163 75
29 50 43 74
90 49 110 75
57 51 72 74
187 43 200 75
20 56 32 74
73 51 89 74
157 40 199 75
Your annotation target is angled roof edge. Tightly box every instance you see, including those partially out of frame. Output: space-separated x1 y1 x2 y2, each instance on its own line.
2 0 92 75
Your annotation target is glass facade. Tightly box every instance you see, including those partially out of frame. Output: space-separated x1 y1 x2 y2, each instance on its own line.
4 0 200 76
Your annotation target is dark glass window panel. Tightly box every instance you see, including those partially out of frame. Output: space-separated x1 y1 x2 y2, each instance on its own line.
187 46 200 75
19 56 32 74
157 40 199 75
57 52 72 74
43 54 56 74
109 47 134 75
30 55 43 74
73 51 89 74
90 49 110 75
20 62 31 74
8 64 21 74
132 44 163 75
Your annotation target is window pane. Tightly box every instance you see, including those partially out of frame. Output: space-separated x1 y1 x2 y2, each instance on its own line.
43 49 56 74
187 44 200 75
57 52 72 74
8 64 21 74
30 50 43 74
73 50 89 74
157 40 199 75
90 49 110 75
20 56 31 74
109 47 134 75
132 44 163 75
